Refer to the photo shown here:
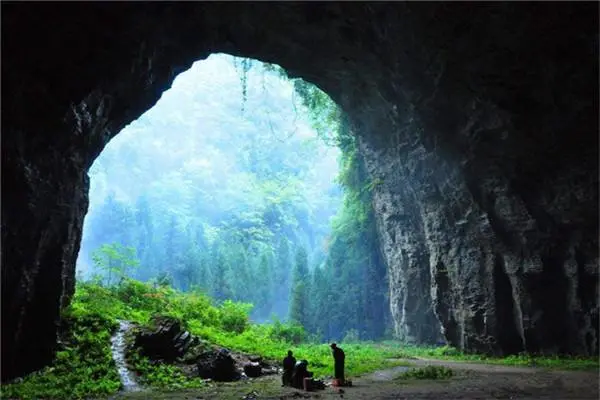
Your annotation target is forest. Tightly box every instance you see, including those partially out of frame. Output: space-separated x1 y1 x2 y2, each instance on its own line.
77 54 391 343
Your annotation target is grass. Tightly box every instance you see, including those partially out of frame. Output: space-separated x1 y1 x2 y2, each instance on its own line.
191 323 410 378
3 279 597 399
379 342 599 371
0 310 122 400
395 365 453 380
0 280 408 399
126 348 206 390
118 376 288 400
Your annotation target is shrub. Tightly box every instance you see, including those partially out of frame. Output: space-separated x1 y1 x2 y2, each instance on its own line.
433 345 462 357
171 291 221 326
127 348 205 389
220 300 252 333
268 319 306 344
114 278 164 310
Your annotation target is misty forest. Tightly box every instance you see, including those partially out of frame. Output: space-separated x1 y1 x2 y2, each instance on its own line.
77 54 390 341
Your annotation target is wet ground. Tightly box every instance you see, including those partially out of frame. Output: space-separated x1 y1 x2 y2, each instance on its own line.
114 357 599 400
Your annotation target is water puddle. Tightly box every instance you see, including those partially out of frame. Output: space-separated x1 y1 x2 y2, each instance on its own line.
110 320 142 392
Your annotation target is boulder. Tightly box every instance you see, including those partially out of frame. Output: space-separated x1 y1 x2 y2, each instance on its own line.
243 362 262 378
197 348 241 381
134 316 193 361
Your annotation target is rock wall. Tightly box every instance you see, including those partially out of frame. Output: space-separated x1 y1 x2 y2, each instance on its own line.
351 4 599 354
2 2 597 380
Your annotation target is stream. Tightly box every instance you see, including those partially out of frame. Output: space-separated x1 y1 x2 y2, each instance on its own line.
110 320 142 392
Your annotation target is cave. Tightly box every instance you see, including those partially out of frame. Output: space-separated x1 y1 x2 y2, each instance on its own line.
2 2 598 381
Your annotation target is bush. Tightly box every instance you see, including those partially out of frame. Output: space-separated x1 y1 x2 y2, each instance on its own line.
127 348 205 389
220 300 252 333
268 319 306 344
114 278 166 310
432 345 462 357
167 291 221 328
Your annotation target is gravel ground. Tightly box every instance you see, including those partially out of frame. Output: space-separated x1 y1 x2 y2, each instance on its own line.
115 358 599 400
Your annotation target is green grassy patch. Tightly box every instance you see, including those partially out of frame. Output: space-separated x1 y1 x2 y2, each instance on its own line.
7 278 596 400
381 342 599 371
117 376 287 400
189 323 410 378
126 348 206 390
1 280 409 399
1 308 122 400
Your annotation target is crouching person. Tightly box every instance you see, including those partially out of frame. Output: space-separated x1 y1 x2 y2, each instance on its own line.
291 359 313 389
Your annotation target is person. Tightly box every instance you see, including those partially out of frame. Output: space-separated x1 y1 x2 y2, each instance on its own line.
282 350 296 386
291 359 313 389
330 343 345 383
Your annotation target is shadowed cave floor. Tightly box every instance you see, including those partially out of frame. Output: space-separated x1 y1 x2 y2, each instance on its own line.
111 358 599 400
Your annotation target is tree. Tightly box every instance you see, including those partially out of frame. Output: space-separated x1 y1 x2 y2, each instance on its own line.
293 246 309 282
195 254 212 293
91 243 140 286
174 245 201 291
307 265 328 338
210 244 232 301
271 237 292 319
254 251 274 320
289 245 310 327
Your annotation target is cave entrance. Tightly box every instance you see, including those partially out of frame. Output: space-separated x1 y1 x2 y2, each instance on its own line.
4 0 401 378
76 53 343 323
4 1 598 384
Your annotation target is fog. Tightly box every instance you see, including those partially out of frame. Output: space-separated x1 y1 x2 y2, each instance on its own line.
77 54 342 322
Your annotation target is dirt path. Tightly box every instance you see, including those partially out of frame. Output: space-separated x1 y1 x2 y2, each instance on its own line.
356 358 598 399
116 358 599 400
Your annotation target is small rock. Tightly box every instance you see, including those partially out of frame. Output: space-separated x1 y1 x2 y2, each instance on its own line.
248 355 262 363
244 362 262 378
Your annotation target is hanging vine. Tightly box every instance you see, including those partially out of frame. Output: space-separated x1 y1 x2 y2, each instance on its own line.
239 58 253 113
234 57 348 148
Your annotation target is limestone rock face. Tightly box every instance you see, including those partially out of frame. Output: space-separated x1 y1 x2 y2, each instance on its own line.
2 2 597 380
353 4 599 355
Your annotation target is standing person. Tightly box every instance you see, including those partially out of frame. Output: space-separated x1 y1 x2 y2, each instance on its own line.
330 343 345 383
282 350 296 386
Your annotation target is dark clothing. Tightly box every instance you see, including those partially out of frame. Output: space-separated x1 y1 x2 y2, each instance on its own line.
291 361 313 389
332 347 345 382
282 355 296 386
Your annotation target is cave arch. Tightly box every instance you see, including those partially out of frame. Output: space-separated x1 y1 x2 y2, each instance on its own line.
2 2 598 380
